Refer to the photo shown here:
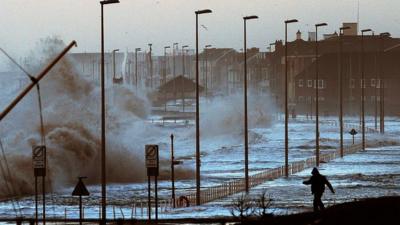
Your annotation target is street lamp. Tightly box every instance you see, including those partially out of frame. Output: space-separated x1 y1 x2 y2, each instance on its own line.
112 49 119 81
361 28 373 151
204 45 212 99
195 8 212 206
164 46 170 112
135 48 141 90
284 19 298 177
379 32 390 134
315 22 327 167
99 0 119 223
173 43 179 103
148 43 153 89
339 26 350 158
243 15 258 193
181 45 189 113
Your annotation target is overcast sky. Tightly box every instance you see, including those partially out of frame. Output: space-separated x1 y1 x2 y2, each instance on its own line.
1 0 400 71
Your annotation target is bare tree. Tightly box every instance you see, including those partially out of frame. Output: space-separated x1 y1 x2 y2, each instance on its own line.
255 191 273 218
229 194 255 222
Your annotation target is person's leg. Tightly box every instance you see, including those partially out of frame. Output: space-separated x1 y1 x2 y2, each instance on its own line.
313 194 319 212
316 193 324 210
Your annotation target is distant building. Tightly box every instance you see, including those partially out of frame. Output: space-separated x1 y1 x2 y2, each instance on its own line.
343 22 358 36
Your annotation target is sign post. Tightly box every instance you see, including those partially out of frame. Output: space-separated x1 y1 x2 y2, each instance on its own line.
349 129 358 145
32 145 46 225
72 177 90 225
145 145 159 222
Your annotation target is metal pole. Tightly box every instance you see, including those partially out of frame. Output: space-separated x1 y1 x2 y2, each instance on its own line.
170 134 175 208
315 25 320 167
164 47 167 112
147 176 151 221
135 50 138 90
284 22 289 177
374 35 378 130
380 36 385 133
205 50 208 99
243 19 249 193
112 50 116 79
42 176 45 225
155 176 158 221
149 43 153 89
79 195 83 225
35 177 38 225
195 13 201 205
339 30 344 158
182 46 186 113
100 4 106 224
361 32 366 151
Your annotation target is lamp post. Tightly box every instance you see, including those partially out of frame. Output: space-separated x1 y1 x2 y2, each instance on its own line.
315 22 327 167
243 15 258 193
135 48 141 90
195 8 212 206
361 29 373 151
284 19 298 176
173 43 178 103
204 45 212 99
339 26 350 158
148 43 153 89
112 49 119 80
181 45 189 112
379 32 390 134
99 1 119 224
164 46 170 112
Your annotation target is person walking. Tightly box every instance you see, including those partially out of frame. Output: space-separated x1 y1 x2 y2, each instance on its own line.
303 167 335 212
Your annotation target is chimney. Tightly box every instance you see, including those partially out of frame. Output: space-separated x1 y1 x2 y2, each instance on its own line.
296 30 302 40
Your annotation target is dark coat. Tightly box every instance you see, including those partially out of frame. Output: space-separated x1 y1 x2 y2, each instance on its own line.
303 168 335 194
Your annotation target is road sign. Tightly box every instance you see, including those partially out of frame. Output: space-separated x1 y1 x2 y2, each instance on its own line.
72 177 90 196
145 145 159 176
32 145 46 177
349 129 358 136
145 145 159 168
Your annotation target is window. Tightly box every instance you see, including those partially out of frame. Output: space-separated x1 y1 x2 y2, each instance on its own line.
360 79 366 88
376 79 381 88
371 79 376 87
350 79 355 88
308 80 313 87
298 96 304 102
299 79 304 87
371 96 375 102
318 80 324 89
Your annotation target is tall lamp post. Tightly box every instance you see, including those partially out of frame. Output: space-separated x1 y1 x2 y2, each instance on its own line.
148 43 153 89
243 15 258 193
135 48 141 90
361 29 373 151
204 44 212 99
112 49 119 80
284 19 298 177
315 22 327 167
100 1 119 224
195 9 212 206
379 32 390 134
164 46 170 112
339 26 350 158
173 43 178 102
181 45 189 112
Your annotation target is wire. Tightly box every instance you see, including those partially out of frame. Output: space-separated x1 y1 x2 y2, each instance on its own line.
0 138 22 217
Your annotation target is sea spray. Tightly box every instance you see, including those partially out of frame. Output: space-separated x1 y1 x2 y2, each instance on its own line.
0 37 192 198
